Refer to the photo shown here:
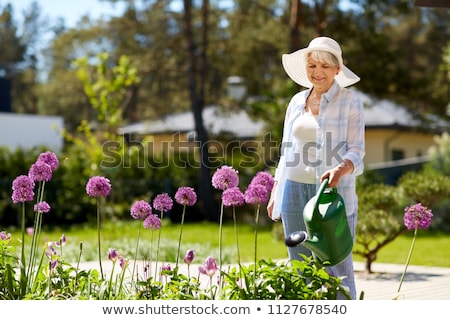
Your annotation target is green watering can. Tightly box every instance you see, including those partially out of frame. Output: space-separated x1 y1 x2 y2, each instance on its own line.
285 178 353 266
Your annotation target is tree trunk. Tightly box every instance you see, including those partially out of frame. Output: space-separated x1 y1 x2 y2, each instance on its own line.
182 0 218 221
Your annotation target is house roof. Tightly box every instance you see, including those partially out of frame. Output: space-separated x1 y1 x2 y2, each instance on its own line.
118 105 265 139
354 89 448 132
119 92 448 138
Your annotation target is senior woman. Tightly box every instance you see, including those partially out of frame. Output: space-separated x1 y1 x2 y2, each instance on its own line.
267 36 365 300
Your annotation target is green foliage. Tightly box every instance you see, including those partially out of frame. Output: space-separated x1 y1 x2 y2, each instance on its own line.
223 257 350 300
355 183 407 273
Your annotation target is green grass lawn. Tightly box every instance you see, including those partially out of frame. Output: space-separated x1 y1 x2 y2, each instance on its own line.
7 220 450 268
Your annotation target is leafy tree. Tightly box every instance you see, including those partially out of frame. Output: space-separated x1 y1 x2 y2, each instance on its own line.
354 183 407 273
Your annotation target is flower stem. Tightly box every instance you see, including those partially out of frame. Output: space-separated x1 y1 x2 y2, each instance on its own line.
20 202 26 297
97 198 104 280
219 202 224 275
397 228 418 293
154 211 164 281
175 205 186 270
131 223 141 283
232 206 241 266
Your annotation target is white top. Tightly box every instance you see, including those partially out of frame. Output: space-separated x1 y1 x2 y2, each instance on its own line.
285 113 319 183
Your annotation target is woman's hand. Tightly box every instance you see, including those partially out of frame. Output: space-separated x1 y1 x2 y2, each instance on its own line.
321 159 354 187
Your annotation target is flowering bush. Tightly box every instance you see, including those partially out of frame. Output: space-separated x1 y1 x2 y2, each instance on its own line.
0 151 349 300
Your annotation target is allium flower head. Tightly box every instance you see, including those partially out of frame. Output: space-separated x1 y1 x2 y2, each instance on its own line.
86 176 111 198
11 175 35 203
130 200 152 220
153 193 173 212
37 151 59 171
183 249 195 265
198 256 218 277
251 171 275 193
0 231 11 241
244 183 268 204
34 201 51 213
212 165 239 190
143 213 161 230
403 203 433 230
222 187 245 207
28 160 53 182
175 187 197 206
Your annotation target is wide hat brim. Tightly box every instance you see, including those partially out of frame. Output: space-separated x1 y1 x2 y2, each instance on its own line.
282 41 360 88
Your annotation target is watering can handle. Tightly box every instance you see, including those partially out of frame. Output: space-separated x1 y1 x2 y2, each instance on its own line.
314 178 336 212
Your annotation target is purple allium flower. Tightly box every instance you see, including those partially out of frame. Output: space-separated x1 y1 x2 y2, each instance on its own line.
175 187 197 206
403 203 433 230
244 183 269 204
108 248 119 261
198 256 218 277
86 176 111 198
37 151 59 171
143 213 161 230
28 160 52 182
11 175 35 203
153 193 173 212
251 171 275 193
222 186 245 207
34 201 51 213
130 200 152 220
0 231 11 241
211 165 239 190
183 249 195 265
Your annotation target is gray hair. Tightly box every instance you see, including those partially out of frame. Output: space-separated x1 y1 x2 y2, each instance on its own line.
306 50 340 67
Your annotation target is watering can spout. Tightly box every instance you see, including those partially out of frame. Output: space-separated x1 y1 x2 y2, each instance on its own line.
285 231 331 263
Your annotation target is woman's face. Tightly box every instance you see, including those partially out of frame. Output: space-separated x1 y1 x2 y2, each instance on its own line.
306 56 340 91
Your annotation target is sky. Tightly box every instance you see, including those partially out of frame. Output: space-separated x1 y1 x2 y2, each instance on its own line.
7 0 127 28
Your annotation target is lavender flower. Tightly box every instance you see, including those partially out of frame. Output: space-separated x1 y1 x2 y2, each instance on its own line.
37 151 59 171
28 160 53 182
244 183 269 204
250 171 275 193
212 165 239 190
199 256 218 277
11 175 35 203
183 249 195 265
403 203 433 230
130 200 152 220
34 201 51 213
153 193 173 212
222 187 245 207
86 176 111 198
143 214 161 230
175 187 197 206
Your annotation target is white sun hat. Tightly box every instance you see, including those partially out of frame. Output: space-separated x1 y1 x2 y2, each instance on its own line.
281 36 360 88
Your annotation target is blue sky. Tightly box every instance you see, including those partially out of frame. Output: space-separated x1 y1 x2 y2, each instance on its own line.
7 0 127 28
